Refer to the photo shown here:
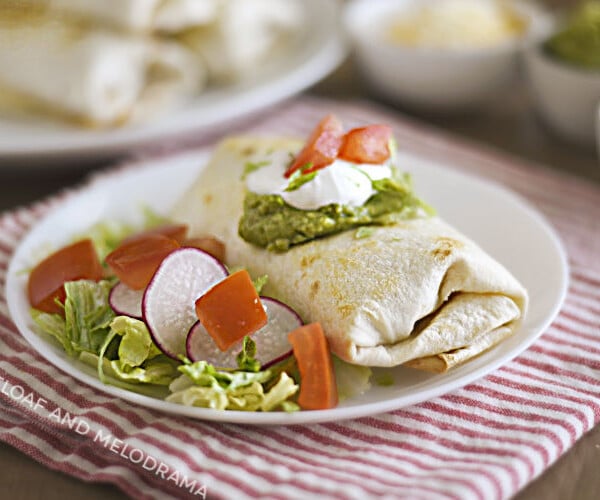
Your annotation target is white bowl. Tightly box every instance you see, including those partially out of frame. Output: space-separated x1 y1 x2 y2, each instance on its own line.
344 0 552 112
524 43 600 147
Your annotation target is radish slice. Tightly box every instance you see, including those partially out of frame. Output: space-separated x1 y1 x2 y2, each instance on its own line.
109 282 144 319
143 247 228 359
186 296 302 369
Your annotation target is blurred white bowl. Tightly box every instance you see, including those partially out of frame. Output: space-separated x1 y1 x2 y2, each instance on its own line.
524 43 600 147
344 0 552 112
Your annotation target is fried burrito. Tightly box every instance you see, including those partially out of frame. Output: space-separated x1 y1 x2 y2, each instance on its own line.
171 130 528 373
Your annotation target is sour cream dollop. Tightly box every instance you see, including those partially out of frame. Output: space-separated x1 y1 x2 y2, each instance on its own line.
245 157 393 211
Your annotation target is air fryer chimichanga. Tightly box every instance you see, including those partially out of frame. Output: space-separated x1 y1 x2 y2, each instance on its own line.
171 117 528 372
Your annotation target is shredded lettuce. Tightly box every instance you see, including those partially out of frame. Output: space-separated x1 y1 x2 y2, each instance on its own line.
110 316 162 368
179 359 271 389
76 207 169 261
30 309 67 345
32 284 177 388
260 372 299 412
82 221 135 262
108 357 177 385
236 336 261 372
96 316 178 385
167 358 299 411
279 400 301 413
80 351 176 386
32 279 115 357
28 214 307 412
140 206 169 229
252 274 269 294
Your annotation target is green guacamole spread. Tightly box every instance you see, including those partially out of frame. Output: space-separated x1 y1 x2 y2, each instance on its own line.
545 1 600 69
238 175 434 252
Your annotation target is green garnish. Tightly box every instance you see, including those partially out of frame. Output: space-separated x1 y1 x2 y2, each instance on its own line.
253 274 269 294
354 226 376 239
279 401 301 413
241 160 271 181
284 163 317 192
236 336 261 373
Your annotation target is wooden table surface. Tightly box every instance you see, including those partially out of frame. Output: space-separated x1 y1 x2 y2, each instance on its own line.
0 55 598 499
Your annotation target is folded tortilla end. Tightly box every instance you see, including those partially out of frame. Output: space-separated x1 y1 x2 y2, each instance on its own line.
404 356 450 374
404 323 517 373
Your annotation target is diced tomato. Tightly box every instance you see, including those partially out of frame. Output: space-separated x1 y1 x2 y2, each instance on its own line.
182 236 226 263
195 270 268 352
284 115 344 178
123 224 188 245
288 322 338 410
27 239 104 314
338 124 393 164
105 234 179 290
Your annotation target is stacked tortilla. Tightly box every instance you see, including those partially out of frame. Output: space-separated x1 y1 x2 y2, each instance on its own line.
171 137 528 372
0 1 301 126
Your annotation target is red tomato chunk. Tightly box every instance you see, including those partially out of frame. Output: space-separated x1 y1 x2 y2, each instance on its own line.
284 114 344 178
183 236 226 263
338 124 392 164
122 223 189 245
27 239 104 314
105 234 179 290
288 322 338 410
195 270 268 352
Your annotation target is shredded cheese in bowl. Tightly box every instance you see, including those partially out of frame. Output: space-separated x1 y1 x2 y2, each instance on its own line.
386 0 527 49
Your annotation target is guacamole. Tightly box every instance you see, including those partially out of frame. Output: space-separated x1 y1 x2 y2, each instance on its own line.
238 176 433 252
545 1 600 69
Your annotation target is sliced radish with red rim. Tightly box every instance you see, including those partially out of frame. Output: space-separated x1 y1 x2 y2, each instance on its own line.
186 296 302 369
109 282 144 319
143 247 228 359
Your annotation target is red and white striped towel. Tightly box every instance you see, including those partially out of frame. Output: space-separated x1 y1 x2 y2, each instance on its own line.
1 97 599 500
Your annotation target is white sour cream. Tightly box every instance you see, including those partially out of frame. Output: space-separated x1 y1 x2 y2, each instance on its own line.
245 157 393 211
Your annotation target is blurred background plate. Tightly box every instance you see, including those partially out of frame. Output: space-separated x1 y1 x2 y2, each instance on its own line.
0 0 345 165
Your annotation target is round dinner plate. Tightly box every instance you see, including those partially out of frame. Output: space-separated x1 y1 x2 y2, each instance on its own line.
0 0 345 163
5 149 569 425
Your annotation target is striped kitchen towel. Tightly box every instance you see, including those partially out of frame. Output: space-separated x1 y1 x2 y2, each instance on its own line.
0 97 599 499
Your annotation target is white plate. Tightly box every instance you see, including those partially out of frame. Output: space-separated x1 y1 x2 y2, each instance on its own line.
0 0 345 163
5 149 569 425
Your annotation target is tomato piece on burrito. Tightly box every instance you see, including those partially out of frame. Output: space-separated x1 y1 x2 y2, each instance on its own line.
284 115 344 177
339 124 393 164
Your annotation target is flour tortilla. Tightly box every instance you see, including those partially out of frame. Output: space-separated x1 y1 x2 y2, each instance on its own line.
179 0 302 82
22 0 219 33
171 137 528 372
0 6 204 126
